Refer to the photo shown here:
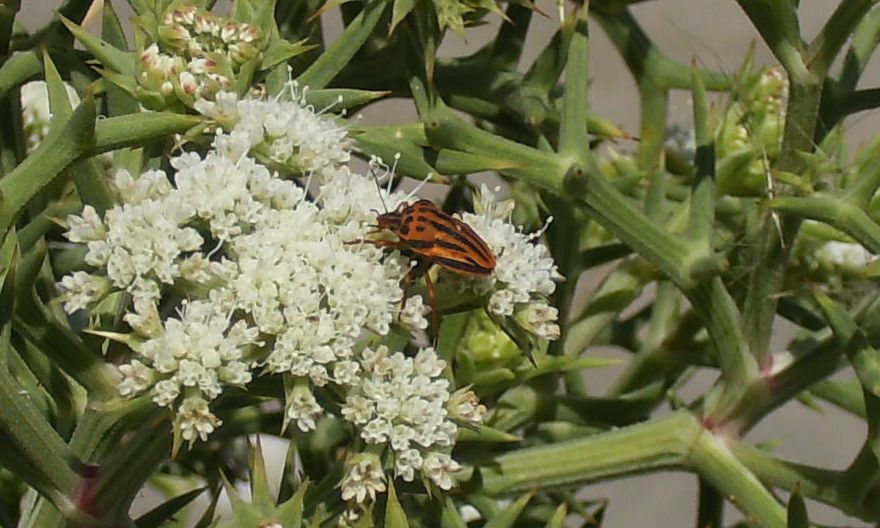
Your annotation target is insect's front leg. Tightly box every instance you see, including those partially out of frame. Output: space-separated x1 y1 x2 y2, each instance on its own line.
344 238 402 248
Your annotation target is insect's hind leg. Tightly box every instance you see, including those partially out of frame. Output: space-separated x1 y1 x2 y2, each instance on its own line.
423 266 439 338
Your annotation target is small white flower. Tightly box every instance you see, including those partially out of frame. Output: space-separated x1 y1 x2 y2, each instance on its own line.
118 360 155 397
448 387 487 425
286 383 323 432
340 454 386 504
399 294 430 331
395 448 423 481
422 452 461 490
176 396 222 443
56 272 110 313
65 206 106 243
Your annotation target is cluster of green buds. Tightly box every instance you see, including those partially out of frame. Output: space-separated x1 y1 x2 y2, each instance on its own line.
136 5 262 107
714 65 788 195
65 0 310 112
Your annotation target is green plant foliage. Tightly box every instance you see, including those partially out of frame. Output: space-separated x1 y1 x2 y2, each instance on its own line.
4 0 880 527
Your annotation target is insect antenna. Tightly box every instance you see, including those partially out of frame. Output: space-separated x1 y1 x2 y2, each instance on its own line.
368 155 390 213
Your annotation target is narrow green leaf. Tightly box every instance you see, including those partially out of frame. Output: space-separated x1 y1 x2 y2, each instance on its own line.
262 39 316 70
519 356 622 381
276 480 309 526
0 298 77 501
483 491 533 528
688 59 716 244
305 88 389 110
771 196 880 254
434 149 524 174
456 424 521 443
134 487 207 528
354 128 440 180
193 487 222 528
786 489 809 528
390 0 416 35
59 15 134 74
94 113 204 153
44 50 115 213
297 0 388 89
545 503 567 528
249 439 274 514
0 51 41 100
0 96 96 240
101 0 129 50
814 292 880 396
440 496 467 528
384 481 410 528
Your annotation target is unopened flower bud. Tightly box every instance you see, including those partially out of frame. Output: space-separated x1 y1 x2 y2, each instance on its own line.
515 303 561 341
447 387 487 425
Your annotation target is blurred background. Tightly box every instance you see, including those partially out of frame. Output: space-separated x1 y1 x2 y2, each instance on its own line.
19 1 880 526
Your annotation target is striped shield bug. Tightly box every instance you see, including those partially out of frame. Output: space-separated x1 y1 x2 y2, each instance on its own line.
349 172 497 335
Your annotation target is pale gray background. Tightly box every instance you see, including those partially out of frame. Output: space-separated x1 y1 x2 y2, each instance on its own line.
18 1 880 526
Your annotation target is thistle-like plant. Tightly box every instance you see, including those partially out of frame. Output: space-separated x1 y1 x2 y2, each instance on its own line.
3 0 880 526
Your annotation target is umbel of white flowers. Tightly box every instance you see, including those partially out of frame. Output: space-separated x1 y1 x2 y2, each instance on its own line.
58 82 561 506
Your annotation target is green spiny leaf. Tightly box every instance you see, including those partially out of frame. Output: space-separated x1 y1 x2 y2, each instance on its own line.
384 481 410 528
59 15 134 75
483 492 533 528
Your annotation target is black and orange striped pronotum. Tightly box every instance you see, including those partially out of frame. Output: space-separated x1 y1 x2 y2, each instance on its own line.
355 199 497 334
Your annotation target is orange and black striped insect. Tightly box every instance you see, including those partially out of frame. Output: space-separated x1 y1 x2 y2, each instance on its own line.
352 197 497 335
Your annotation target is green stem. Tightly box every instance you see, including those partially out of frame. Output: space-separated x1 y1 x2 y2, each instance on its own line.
735 0 808 81
480 410 700 494
697 477 724 528
558 2 591 163
731 443 847 517
740 77 822 369
689 432 787 528
807 0 875 77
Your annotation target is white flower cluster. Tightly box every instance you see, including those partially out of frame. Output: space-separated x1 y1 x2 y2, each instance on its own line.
20 80 81 153
195 87 350 174
58 83 555 503
456 185 564 340
341 346 464 490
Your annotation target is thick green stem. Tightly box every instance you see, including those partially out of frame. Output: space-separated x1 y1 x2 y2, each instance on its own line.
480 410 700 494
559 2 591 163
689 432 787 528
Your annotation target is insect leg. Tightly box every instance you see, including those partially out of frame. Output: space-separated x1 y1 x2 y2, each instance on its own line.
400 261 416 311
423 266 439 337
344 239 400 248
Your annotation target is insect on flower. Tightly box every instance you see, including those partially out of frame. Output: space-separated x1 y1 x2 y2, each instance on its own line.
349 173 496 335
